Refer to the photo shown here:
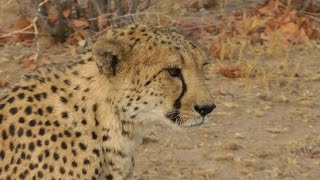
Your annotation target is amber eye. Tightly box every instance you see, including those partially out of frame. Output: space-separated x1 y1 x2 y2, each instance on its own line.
165 68 181 78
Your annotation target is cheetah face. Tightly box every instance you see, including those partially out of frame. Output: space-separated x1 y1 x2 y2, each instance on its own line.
139 48 216 127
93 24 215 127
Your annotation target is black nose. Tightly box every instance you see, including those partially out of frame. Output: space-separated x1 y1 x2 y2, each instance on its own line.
194 104 216 117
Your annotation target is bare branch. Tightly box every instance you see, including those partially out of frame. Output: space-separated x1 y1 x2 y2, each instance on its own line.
139 0 152 11
90 0 104 15
88 0 98 32
90 12 175 30
301 0 313 12
0 0 14 9
115 0 124 16
129 0 138 14
33 17 40 62
0 17 36 39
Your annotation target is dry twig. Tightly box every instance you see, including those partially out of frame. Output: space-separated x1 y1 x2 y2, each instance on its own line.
0 18 36 39
0 0 49 39
0 0 14 9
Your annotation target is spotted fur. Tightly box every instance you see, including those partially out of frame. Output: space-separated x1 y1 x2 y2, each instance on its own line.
0 24 215 180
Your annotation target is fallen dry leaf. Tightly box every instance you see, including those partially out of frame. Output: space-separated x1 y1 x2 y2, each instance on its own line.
218 66 242 79
63 8 71 18
65 30 88 45
12 17 34 42
281 22 299 35
22 54 51 70
308 147 320 158
72 19 89 28
210 41 230 60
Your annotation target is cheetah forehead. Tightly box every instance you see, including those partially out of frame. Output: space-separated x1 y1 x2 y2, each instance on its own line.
103 23 200 52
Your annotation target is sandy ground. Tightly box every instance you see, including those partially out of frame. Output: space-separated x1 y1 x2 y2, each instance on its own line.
1 0 320 179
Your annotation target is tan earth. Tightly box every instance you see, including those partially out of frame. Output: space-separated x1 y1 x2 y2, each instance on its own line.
1 0 320 179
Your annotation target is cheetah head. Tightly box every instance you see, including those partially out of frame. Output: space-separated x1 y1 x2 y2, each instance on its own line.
93 24 215 127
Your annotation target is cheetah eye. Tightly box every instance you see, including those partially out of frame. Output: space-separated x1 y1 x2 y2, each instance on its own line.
165 68 181 78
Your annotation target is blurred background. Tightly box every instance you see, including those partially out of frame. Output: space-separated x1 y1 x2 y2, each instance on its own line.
1 0 320 179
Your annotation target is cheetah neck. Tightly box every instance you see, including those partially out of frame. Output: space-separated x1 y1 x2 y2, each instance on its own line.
27 59 144 171
66 60 143 144
69 60 143 173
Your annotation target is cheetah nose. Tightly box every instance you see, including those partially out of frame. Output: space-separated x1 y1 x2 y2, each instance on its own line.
194 104 216 117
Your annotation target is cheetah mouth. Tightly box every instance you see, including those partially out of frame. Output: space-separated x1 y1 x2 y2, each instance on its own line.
186 118 205 127
165 110 205 127
166 110 181 125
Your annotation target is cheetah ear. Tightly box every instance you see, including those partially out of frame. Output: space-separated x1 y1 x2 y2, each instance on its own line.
92 39 130 76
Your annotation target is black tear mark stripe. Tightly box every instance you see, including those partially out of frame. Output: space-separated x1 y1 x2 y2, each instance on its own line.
111 55 118 76
173 71 187 109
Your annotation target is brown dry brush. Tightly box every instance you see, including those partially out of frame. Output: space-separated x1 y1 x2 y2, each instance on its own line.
33 0 140 42
279 0 316 12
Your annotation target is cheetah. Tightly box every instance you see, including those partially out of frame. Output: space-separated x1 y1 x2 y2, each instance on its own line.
0 23 216 179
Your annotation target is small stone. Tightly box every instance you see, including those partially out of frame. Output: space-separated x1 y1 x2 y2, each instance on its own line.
235 132 245 139
213 153 235 161
255 150 272 158
78 40 87 47
309 74 320 81
300 100 313 107
222 101 238 108
253 110 265 117
266 127 288 134
224 142 242 151
273 94 289 103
